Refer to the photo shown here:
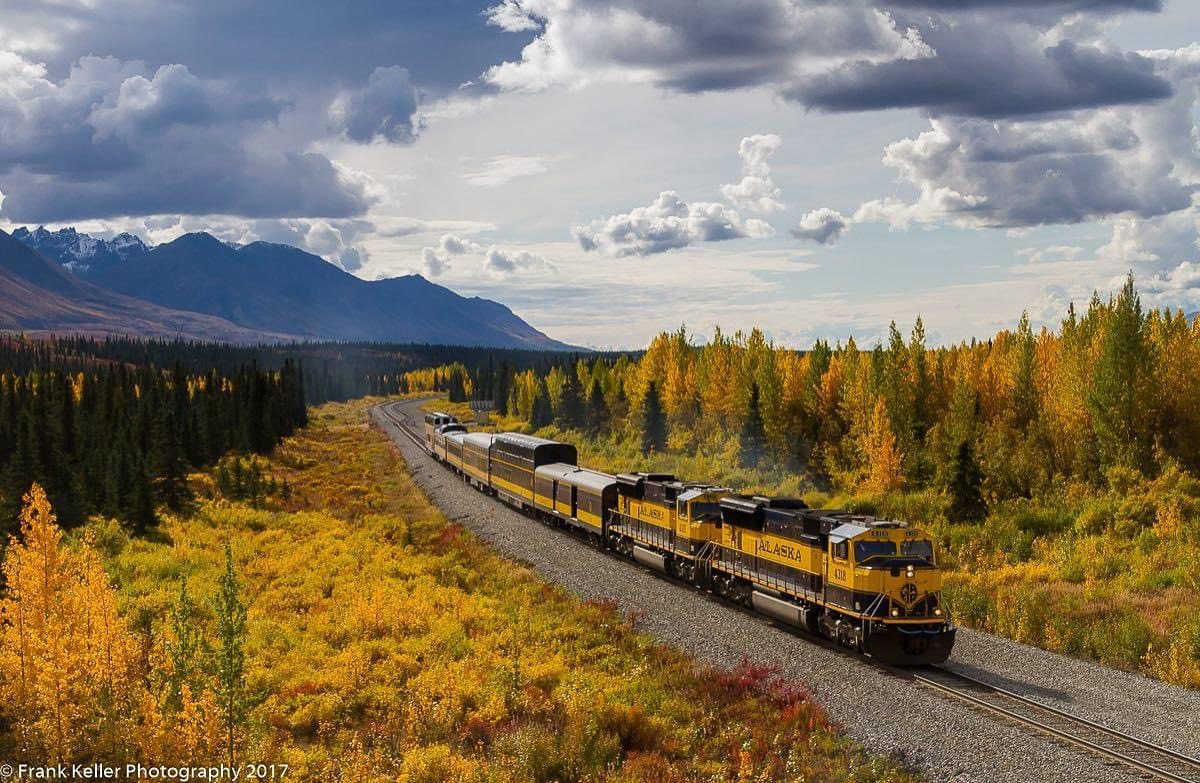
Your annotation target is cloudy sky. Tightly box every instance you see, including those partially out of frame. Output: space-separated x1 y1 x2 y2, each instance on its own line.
1 0 1199 348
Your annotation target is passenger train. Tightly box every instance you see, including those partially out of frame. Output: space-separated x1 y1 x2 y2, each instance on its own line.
423 410 955 665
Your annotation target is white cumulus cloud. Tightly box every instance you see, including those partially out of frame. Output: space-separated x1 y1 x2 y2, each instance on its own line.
720 134 783 212
573 190 774 257
791 208 851 245
419 232 556 279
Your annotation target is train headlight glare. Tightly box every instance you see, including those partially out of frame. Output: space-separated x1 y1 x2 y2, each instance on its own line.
934 608 943 616
890 608 900 617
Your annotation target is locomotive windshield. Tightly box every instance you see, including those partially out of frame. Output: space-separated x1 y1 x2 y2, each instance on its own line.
689 501 722 520
901 539 935 562
854 540 897 563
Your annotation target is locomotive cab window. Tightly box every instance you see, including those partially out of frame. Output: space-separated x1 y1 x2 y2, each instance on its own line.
832 539 849 561
901 539 935 563
854 540 897 564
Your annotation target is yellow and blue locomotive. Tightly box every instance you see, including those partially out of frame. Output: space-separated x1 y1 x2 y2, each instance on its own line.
712 496 954 664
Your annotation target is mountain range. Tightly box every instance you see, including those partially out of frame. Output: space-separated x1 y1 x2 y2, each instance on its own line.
2 226 572 349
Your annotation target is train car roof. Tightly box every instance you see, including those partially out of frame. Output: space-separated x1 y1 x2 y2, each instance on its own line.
494 432 567 449
828 523 869 541
436 423 467 434
536 463 617 493
678 487 730 503
536 463 577 481
462 432 496 448
445 431 468 444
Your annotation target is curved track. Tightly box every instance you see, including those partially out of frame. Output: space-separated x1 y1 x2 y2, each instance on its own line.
374 399 1200 783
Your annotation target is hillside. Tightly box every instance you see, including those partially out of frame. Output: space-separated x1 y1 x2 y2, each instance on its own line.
15 228 574 349
0 229 294 342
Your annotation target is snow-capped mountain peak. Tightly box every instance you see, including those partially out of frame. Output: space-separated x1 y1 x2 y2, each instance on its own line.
11 225 149 275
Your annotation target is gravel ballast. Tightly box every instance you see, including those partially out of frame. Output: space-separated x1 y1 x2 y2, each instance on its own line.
373 399 1200 783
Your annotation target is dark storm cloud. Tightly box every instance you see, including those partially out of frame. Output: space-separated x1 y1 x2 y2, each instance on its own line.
792 26 1173 118
884 0 1159 10
4 0 530 92
0 1 524 222
484 0 933 93
487 1 1173 118
334 66 420 144
0 57 375 222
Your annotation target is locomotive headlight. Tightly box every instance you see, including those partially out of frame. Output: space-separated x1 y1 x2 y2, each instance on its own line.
934 608 943 616
906 566 915 577
890 608 900 617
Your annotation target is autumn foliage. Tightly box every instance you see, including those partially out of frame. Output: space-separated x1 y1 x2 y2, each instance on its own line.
437 276 1200 688
0 484 142 762
0 402 916 781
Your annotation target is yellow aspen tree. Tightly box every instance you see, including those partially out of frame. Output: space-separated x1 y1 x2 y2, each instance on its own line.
0 482 86 762
0 484 144 763
697 327 738 428
663 327 698 428
861 399 904 492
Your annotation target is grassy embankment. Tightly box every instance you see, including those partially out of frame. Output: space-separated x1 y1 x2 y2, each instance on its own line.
436 398 1200 688
38 398 917 781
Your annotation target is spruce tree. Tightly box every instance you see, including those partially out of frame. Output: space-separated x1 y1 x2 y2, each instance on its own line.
948 440 986 522
587 378 608 435
1 410 36 536
164 580 202 712
556 372 584 429
641 381 667 455
212 541 249 768
128 461 158 535
152 405 192 512
530 390 553 430
494 365 511 416
740 381 766 467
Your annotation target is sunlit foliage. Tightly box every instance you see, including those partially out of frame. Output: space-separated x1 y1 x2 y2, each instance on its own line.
0 402 917 780
453 276 1200 687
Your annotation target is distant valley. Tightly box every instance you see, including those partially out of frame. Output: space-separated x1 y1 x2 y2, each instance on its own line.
3 226 573 349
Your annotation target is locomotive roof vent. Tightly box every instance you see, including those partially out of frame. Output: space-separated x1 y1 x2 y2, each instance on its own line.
753 496 808 510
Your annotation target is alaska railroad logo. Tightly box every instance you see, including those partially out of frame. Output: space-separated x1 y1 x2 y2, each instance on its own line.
900 583 918 603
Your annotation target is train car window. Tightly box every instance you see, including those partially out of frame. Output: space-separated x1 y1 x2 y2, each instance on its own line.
854 540 897 563
833 540 849 561
901 539 935 562
689 502 721 520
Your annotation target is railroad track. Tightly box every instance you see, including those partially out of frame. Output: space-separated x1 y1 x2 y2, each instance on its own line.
908 666 1200 782
372 398 1200 783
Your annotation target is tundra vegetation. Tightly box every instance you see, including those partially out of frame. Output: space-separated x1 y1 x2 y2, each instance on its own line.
0 399 916 782
415 277 1200 688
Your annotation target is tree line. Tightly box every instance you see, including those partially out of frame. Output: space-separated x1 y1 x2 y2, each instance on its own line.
0 358 306 536
440 276 1199 519
0 335 611 406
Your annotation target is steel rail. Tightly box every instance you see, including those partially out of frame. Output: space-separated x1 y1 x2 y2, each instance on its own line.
910 666 1200 782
